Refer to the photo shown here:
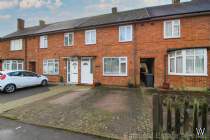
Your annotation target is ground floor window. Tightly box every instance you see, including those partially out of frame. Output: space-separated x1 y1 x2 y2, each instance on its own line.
43 59 59 75
103 57 127 76
2 60 24 71
168 48 207 76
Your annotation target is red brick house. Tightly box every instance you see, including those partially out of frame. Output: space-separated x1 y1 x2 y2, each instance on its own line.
0 0 210 90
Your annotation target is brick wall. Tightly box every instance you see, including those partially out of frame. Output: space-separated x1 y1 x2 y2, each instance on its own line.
0 15 210 89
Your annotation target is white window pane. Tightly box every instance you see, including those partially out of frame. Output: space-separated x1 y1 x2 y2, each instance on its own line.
176 56 183 73
173 24 180 37
169 52 175 57
165 22 172 37
120 62 126 74
111 58 119 74
186 56 194 73
195 49 204 55
170 58 175 73
195 55 204 74
186 49 194 55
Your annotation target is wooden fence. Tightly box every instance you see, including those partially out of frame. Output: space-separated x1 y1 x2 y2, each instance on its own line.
153 93 209 139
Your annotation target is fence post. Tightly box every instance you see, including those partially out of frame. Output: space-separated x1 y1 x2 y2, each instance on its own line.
175 103 181 137
167 98 172 134
183 100 189 133
193 100 199 136
153 94 161 140
201 102 208 134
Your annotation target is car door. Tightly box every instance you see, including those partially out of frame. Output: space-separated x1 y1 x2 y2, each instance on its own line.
22 71 41 86
7 71 25 88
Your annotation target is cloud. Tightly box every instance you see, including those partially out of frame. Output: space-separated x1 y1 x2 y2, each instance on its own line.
0 0 63 10
0 0 18 10
0 14 11 20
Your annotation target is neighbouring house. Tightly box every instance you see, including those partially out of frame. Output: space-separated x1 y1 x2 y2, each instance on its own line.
0 0 210 90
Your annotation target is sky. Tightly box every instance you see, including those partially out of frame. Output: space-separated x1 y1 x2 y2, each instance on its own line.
0 0 190 37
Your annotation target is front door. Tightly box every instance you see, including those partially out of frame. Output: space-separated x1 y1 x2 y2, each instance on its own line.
67 58 78 84
81 57 93 84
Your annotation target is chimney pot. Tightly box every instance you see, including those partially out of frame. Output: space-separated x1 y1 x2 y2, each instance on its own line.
112 7 117 14
39 20 46 26
172 0 180 4
17 18 25 31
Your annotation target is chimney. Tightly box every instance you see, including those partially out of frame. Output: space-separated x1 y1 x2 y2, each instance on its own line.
17 18 25 31
39 20 46 26
112 7 117 14
172 0 180 4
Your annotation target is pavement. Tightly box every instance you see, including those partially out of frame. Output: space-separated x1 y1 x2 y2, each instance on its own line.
0 118 106 140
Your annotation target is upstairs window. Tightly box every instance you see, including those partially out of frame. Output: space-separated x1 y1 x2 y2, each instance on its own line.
164 19 180 39
64 32 74 46
168 48 207 76
10 39 23 51
85 29 96 45
40 35 48 48
103 57 127 76
119 25 133 42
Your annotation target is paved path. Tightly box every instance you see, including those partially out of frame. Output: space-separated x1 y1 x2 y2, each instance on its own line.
0 118 106 140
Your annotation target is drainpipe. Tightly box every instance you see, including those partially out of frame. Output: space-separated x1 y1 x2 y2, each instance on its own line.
24 38 27 70
133 23 137 87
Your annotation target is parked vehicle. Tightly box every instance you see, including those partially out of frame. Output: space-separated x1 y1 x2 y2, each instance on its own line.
0 70 48 93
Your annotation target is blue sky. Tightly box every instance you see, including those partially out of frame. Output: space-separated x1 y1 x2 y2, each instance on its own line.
0 0 190 37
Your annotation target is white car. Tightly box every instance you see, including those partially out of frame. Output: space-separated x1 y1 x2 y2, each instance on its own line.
0 70 48 93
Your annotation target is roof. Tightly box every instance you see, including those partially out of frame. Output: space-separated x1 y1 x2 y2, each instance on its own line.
3 0 210 39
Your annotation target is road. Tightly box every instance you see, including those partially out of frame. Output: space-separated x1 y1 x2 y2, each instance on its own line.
0 118 107 140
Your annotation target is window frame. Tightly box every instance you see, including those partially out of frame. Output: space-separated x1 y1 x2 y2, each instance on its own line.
64 32 74 46
119 25 133 42
10 39 23 51
40 35 48 48
103 57 128 76
85 29 96 45
164 19 181 39
43 59 59 75
168 48 207 76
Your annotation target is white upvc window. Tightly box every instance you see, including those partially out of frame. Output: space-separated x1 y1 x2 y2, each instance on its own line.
103 57 127 76
43 59 59 75
119 25 133 42
2 60 24 71
40 35 48 48
10 39 23 51
64 32 74 46
85 29 96 45
168 48 207 76
164 19 180 39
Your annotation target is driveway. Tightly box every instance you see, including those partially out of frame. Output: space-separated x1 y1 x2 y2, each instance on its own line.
0 84 56 104
1 87 153 139
0 118 106 140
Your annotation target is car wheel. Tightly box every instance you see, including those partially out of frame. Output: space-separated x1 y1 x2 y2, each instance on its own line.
4 84 16 93
41 80 48 86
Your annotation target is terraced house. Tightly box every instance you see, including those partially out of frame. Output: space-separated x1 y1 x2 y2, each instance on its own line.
0 0 210 90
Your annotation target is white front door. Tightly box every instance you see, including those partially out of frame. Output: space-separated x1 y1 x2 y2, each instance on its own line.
81 57 93 84
67 58 78 84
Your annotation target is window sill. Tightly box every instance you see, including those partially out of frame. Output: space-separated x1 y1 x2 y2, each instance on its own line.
119 40 133 43
103 74 128 77
43 74 59 76
85 43 96 45
164 36 181 39
10 50 23 52
168 73 208 77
